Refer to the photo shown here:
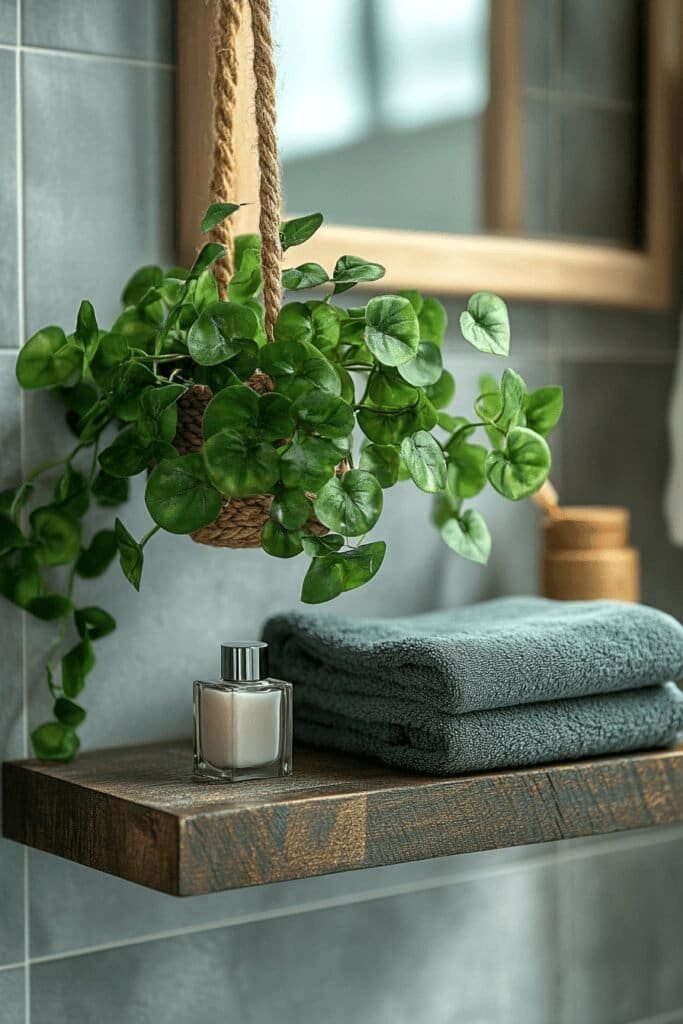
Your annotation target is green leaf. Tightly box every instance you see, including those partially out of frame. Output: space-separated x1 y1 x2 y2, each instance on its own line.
74 606 116 641
30 507 81 566
440 509 491 564
400 431 447 493
359 444 400 488
525 385 563 436
229 237 262 301
0 483 32 516
76 529 118 578
332 255 385 294
111 362 156 421
16 327 82 389
397 290 423 314
282 263 328 290
307 301 341 352
54 466 90 519
485 426 551 500
279 436 340 491
258 393 294 440
301 532 344 556
459 292 510 356
274 302 340 353
146 454 222 533
301 541 386 603
280 212 323 251
335 364 355 404
188 242 226 281
26 594 72 620
122 265 163 306
368 370 418 409
187 301 258 366
53 697 86 729
114 518 144 591
0 514 25 555
446 442 487 498
418 298 447 347
200 202 241 233
92 471 129 508
202 386 292 442
424 369 455 409
203 430 279 497
270 488 310 530
0 548 42 608
358 391 437 445
365 295 420 367
260 339 341 400
74 300 99 366
291 391 354 439
31 721 80 762
498 367 527 432
99 425 150 478
137 384 185 447
397 342 443 387
61 638 95 698
261 520 303 558
89 332 129 387
314 470 382 536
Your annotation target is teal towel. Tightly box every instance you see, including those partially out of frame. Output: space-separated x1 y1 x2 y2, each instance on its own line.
262 597 683 774
263 597 683 714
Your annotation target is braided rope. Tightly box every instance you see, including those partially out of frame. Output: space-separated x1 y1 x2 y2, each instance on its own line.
248 0 282 341
210 0 244 296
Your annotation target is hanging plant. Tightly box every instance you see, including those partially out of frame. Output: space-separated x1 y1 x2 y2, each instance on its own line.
2 203 562 761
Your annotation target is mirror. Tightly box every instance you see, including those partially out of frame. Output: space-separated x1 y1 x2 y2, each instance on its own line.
177 0 681 309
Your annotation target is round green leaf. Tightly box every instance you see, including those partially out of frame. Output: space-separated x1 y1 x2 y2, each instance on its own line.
99 426 150 478
122 265 163 306
424 369 455 409
459 292 510 356
301 532 344 556
111 362 156 421
313 470 382 537
280 212 323 251
282 263 329 290
485 426 551 500
27 594 72 620
258 393 294 440
397 290 423 314
368 370 418 409
61 638 95 698
447 442 487 498
440 510 491 564
0 548 42 608
187 302 258 365
76 529 118 578
525 386 564 436
259 339 341 400
358 391 437 445
204 430 279 497
279 436 340 491
261 520 303 558
16 327 82 389
146 454 222 533
365 295 420 367
53 697 86 729
92 471 129 508
359 444 400 488
30 507 81 566
114 518 144 591
0 514 25 555
203 386 260 439
270 488 310 530
89 332 129 387
31 721 80 762
332 255 385 294
336 365 355 404
418 298 447 347
274 303 314 345
74 606 117 640
301 541 386 603
400 431 447 493
229 238 262 301
137 384 185 446
498 368 527 432
292 391 354 439
308 302 341 352
53 466 89 519
397 342 443 387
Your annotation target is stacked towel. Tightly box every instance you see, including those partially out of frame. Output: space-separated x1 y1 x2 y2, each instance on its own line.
263 597 683 774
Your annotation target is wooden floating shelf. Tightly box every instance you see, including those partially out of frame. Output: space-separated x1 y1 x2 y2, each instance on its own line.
3 740 683 897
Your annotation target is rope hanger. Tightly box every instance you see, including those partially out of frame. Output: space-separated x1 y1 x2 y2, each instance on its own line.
210 0 283 340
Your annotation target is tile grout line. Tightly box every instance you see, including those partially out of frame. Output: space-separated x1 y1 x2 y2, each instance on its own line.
23 825 683 968
0 40 174 71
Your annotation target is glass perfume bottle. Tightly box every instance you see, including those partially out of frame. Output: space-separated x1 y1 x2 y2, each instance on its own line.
193 641 293 782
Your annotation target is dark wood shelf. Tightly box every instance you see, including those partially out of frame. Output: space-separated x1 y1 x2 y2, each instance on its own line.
3 740 683 897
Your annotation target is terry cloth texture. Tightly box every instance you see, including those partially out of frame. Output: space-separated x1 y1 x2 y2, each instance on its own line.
263 597 683 775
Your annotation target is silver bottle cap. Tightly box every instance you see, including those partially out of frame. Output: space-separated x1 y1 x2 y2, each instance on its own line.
220 641 269 682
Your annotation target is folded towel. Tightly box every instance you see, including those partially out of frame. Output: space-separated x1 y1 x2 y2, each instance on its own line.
293 682 683 775
263 597 683 715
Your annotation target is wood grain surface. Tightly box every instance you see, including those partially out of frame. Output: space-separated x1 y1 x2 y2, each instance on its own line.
4 741 683 896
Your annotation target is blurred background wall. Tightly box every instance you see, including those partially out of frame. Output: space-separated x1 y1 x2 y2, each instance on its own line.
0 1 681 1022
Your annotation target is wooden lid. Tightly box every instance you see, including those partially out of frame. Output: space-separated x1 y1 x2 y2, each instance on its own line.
543 506 630 551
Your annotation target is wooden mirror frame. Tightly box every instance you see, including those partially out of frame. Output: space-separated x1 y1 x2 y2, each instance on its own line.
178 0 681 310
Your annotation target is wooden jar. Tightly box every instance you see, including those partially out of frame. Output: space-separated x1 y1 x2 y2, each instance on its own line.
541 507 640 602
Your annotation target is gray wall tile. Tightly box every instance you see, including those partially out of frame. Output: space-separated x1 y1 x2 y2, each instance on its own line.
558 106 638 245
560 835 683 1024
522 0 556 91
31 864 562 1024
0 354 26 968
560 0 642 105
22 54 175 337
559 360 683 619
551 304 679 362
23 0 174 62
0 50 18 347
0 967 25 1024
0 0 15 43
523 97 556 236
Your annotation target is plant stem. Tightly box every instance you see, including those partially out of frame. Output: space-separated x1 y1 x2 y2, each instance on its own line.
140 525 160 548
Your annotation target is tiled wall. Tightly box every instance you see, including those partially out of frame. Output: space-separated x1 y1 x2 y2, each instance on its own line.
0 2 682 1023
